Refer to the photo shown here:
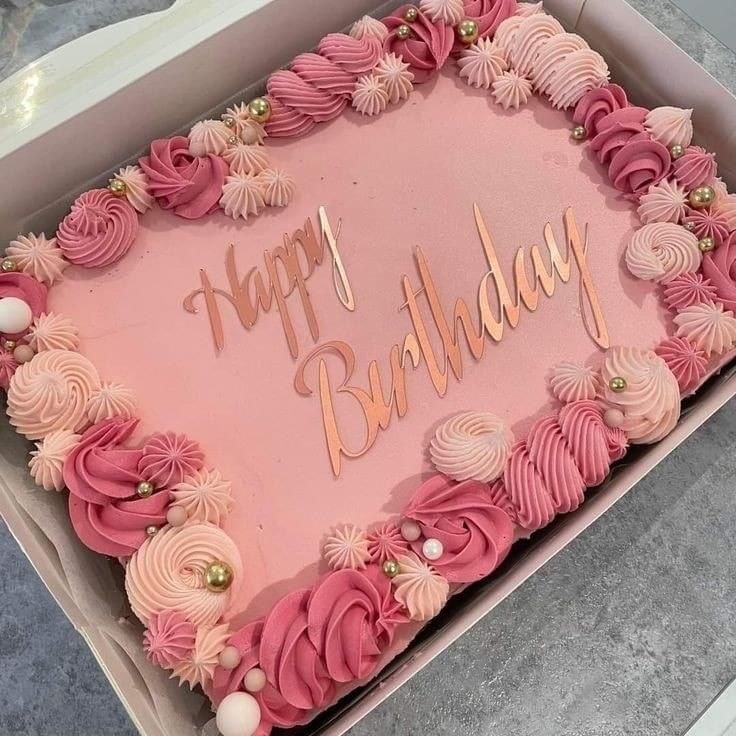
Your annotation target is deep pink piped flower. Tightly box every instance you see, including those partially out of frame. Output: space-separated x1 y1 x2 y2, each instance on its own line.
366 522 409 564
143 610 196 669
139 431 204 488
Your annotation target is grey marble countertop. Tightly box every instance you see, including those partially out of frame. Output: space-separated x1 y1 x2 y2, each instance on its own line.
1 1 735 735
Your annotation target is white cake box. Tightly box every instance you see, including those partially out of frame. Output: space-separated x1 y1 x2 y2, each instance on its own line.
1 1 735 734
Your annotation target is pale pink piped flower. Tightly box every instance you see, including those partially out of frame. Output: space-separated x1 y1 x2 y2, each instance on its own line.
392 552 449 621
674 301 736 357
352 75 389 116
257 169 295 208
219 174 266 220
139 432 204 488
6 233 68 285
171 469 234 526
27 312 79 352
373 53 414 104
492 71 533 110
114 165 155 213
171 622 230 689
324 524 371 570
458 38 508 89
188 119 231 157
86 382 136 424
143 610 196 670
419 0 464 24
28 429 81 491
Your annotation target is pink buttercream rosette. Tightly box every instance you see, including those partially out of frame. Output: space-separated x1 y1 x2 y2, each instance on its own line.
64 418 170 557
0 272 48 341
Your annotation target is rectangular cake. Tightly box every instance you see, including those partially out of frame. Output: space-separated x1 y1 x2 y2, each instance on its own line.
2 2 736 735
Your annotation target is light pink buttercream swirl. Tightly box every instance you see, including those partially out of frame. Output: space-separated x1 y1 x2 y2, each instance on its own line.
125 521 242 627
655 337 707 394
383 6 454 84
0 271 48 341
143 609 196 669
637 179 689 225
7 349 99 439
6 233 68 286
404 475 514 583
599 346 681 444
545 48 609 110
701 231 736 311
590 106 648 165
608 132 672 200
531 32 589 97
56 189 138 268
572 83 628 137
663 272 719 312
508 13 563 76
491 400 628 530
139 136 229 219
672 145 717 190
139 431 204 488
29 428 81 491
0 351 16 391
644 106 693 149
674 301 736 357
64 418 169 557
625 222 701 283
392 552 449 621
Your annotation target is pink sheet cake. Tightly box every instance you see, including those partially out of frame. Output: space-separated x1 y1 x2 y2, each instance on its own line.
2 2 736 734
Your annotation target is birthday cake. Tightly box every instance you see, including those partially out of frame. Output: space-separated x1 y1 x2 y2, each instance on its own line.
3 2 736 734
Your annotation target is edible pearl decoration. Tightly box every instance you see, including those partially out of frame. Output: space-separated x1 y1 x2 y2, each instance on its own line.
396 23 411 40
404 5 419 21
204 560 234 592
689 186 716 209
218 646 242 670
0 297 33 334
670 144 685 159
146 525 158 537
243 667 267 693
166 506 188 527
215 692 261 736
383 559 400 578
609 376 627 392
1 258 16 273
571 125 586 141
247 97 271 124
108 178 126 196
603 408 625 428
422 538 444 561
136 480 154 498
698 237 715 253
400 520 422 542
13 344 34 364
456 19 479 44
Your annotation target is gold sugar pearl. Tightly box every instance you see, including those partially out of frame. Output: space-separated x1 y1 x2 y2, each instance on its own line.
404 6 419 22
396 24 412 41
699 237 715 253
247 97 272 124
688 185 716 209
609 376 627 393
383 559 400 578
571 125 587 142
684 221 696 231
108 178 127 196
204 561 234 592
1 258 17 273
669 144 685 159
136 480 154 498
456 19 479 45
2 339 17 352
146 525 158 537
222 115 236 128
227 135 240 146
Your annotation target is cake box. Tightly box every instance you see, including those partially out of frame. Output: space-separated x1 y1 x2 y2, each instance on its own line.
1 1 736 735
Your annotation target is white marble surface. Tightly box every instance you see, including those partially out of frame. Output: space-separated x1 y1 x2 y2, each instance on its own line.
0 1 735 735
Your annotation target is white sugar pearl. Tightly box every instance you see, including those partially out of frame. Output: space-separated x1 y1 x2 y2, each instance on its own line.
215 692 261 736
243 667 267 693
0 297 33 334
400 520 421 542
422 538 444 561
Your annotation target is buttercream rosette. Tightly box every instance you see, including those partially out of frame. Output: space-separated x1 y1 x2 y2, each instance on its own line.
392 552 449 621
56 189 139 268
598 346 681 444
608 132 671 201
625 222 701 284
64 418 169 557
0 271 48 341
590 106 647 165
5 233 68 286
140 136 229 219
404 475 514 582
655 336 707 394
572 83 628 137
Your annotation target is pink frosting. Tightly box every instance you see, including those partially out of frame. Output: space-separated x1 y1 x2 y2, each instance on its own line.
382 6 454 84
266 70 348 123
0 272 47 341
264 96 316 138
672 145 718 190
608 132 671 201
493 400 627 532
404 475 514 583
590 106 648 165
290 52 356 97
64 418 169 557
143 609 196 669
56 189 138 268
308 566 408 683
138 431 204 488
366 522 409 564
0 351 18 391
459 0 518 44
318 33 383 75
139 137 228 219
655 336 707 394
572 83 628 136
684 206 731 247
701 231 736 311
663 272 719 312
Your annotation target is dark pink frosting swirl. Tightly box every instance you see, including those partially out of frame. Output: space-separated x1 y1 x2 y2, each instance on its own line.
139 136 228 219
383 6 454 83
308 566 408 683
663 272 718 312
264 34 381 138
702 230 736 311
404 475 514 583
493 401 627 532
65 418 169 557
573 83 629 137
0 351 17 391
672 145 717 190
608 132 671 200
685 206 731 246
56 189 138 268
460 0 518 42
655 337 707 394
591 106 647 165
0 272 47 341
